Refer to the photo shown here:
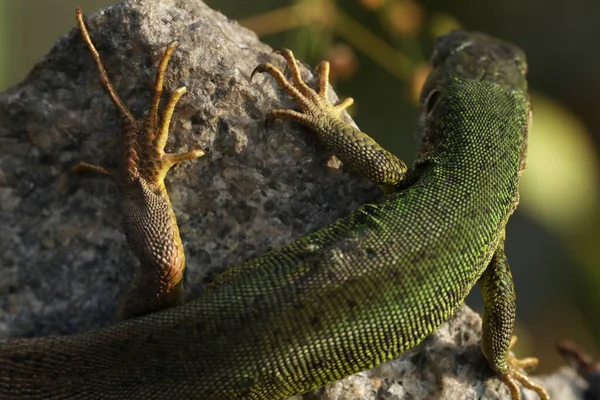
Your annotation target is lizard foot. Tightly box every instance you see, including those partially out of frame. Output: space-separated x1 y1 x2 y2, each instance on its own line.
501 336 550 400
251 48 354 128
251 48 407 190
74 8 203 186
74 8 204 319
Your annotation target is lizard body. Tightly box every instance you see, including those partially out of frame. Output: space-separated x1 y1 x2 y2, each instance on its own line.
0 9 548 400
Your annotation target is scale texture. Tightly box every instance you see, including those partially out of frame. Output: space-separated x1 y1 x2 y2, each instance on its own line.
0 9 546 400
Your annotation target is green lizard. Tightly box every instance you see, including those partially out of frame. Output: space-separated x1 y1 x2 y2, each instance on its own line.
0 8 549 400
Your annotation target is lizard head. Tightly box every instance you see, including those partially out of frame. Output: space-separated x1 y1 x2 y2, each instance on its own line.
417 30 531 175
427 30 528 92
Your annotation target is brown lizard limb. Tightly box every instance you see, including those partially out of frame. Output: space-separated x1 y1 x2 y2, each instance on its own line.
251 49 406 192
478 244 549 399
73 8 204 320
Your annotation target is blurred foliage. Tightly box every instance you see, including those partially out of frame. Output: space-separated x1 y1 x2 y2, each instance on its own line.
2 0 600 373
0 2 6 89
521 94 600 235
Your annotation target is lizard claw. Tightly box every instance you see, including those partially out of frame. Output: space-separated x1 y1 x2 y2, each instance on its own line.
250 63 270 82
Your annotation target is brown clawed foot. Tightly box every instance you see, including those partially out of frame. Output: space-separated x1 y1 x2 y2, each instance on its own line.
251 49 354 130
501 336 549 400
77 8 203 187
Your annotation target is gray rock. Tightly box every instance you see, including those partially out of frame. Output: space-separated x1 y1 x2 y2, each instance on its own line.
0 0 581 398
0 0 376 336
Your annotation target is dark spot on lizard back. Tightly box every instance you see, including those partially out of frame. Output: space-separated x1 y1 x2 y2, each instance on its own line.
309 316 322 330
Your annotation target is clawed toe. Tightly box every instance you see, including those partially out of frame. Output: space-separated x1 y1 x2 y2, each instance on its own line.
72 161 114 179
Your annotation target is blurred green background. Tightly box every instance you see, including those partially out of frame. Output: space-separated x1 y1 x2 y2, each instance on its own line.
2 0 600 373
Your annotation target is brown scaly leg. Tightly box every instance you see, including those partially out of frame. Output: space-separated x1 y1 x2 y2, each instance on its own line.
479 244 549 400
251 49 407 192
74 8 203 319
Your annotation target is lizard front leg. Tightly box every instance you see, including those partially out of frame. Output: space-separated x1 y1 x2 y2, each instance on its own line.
478 243 550 400
251 49 408 192
73 9 203 319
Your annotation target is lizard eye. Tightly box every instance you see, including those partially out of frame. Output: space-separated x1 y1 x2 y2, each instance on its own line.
424 89 441 115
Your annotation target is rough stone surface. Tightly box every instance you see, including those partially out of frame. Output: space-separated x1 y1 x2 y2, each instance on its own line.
0 0 581 398
0 0 376 337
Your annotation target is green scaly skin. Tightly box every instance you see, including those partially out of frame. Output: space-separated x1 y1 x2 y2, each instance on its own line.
0 9 548 400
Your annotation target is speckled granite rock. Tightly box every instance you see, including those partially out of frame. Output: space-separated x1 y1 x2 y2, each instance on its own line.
0 0 376 336
0 0 581 398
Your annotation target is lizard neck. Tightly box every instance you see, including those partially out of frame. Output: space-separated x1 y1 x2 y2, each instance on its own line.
415 79 529 208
